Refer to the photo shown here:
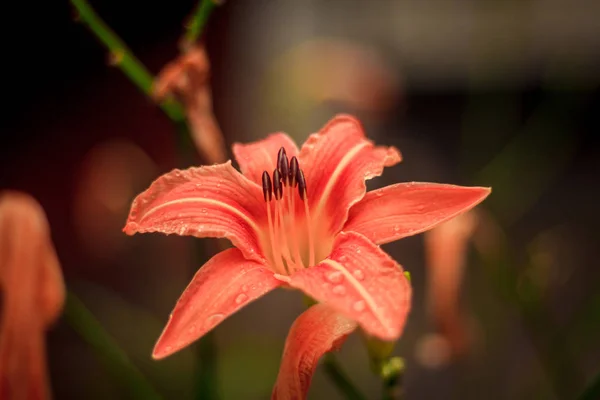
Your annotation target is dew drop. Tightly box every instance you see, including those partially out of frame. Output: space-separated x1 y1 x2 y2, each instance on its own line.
202 208 207 213
188 324 197 334
353 300 366 312
417 204 425 211
353 269 365 280
235 293 248 304
393 225 400 232
242 285 248 292
204 313 225 329
165 345 173 352
356 248 362 254
326 271 344 284
332 285 346 295
195 183 202 188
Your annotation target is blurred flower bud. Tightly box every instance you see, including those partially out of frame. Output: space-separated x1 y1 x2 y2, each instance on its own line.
424 210 478 359
0 191 65 399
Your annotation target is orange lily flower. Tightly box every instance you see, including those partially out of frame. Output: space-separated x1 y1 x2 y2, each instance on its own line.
124 115 490 398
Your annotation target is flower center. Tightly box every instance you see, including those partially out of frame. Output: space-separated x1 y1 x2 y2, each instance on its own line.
261 147 315 275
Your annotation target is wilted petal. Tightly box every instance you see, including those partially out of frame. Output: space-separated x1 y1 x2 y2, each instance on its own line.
124 161 268 262
299 115 401 240
232 133 299 185
153 45 226 164
345 183 491 245
153 248 281 359
288 232 411 341
0 191 65 400
272 304 356 400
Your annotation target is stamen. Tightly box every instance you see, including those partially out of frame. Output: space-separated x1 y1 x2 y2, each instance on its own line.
273 169 283 200
289 156 299 187
273 169 295 272
263 171 286 275
297 168 307 201
262 171 272 202
277 147 290 186
297 169 315 267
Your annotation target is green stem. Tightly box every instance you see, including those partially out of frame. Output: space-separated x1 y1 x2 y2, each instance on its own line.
70 0 185 122
323 354 367 400
182 0 221 50
194 331 219 399
63 290 163 400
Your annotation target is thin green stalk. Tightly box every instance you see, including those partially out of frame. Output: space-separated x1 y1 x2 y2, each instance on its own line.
63 290 163 400
182 0 221 50
323 354 367 400
194 332 219 400
70 0 185 122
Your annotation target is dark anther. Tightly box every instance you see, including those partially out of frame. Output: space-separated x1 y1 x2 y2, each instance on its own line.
273 169 283 200
277 147 289 186
297 169 307 200
289 156 299 187
262 171 272 202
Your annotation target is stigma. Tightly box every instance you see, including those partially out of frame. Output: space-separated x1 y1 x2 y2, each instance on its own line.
261 148 314 275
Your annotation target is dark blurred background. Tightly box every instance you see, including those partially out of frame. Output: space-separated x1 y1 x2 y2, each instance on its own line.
1 0 599 399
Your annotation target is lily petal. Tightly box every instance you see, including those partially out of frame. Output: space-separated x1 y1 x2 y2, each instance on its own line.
345 183 491 245
232 133 299 185
288 232 411 340
272 304 356 400
153 248 281 359
299 115 401 238
124 161 268 262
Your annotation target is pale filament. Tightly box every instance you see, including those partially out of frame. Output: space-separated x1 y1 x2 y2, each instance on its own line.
287 186 305 271
266 200 286 275
276 200 296 273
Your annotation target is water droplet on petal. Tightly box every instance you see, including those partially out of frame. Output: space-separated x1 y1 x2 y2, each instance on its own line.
202 208 207 213
417 204 425 211
353 270 365 280
393 225 400 232
356 248 362 254
332 285 346 295
326 271 344 284
188 324 197 334
242 285 248 292
353 300 366 312
235 293 248 304
165 345 173 352
204 313 225 329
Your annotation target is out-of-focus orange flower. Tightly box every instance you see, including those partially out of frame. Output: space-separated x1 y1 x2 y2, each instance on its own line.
0 192 65 400
271 38 402 115
153 45 227 164
424 210 478 360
